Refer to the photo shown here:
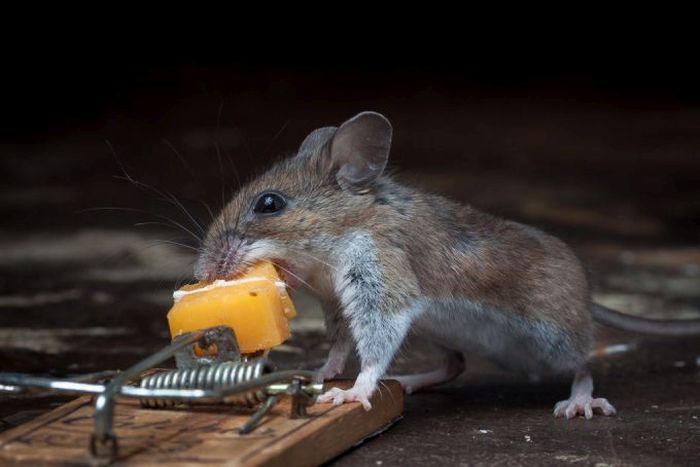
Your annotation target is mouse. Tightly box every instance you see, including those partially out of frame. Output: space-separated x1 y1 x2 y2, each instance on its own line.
194 111 700 419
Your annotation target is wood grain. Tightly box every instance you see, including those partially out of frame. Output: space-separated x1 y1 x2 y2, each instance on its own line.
0 379 403 466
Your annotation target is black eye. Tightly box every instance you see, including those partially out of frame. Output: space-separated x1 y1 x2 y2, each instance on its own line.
253 192 287 215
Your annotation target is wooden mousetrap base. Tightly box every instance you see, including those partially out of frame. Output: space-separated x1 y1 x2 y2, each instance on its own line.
0 379 403 466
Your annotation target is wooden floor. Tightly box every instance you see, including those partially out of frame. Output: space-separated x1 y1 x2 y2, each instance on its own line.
1 76 699 466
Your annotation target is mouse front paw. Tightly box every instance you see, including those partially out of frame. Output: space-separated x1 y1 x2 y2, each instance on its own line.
317 386 373 411
553 395 617 419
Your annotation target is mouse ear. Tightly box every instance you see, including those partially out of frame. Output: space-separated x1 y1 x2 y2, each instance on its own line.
297 126 337 159
327 111 392 194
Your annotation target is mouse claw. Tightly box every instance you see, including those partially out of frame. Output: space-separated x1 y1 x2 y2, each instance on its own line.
553 395 617 419
317 386 373 410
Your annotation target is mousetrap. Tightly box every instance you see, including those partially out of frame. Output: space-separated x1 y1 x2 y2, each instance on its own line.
0 264 404 465
0 327 403 465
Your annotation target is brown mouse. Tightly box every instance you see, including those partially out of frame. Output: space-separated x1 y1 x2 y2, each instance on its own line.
194 111 700 418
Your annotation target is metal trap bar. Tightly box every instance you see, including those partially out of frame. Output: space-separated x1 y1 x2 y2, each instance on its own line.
0 326 322 463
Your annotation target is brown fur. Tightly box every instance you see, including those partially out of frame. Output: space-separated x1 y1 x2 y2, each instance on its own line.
199 155 593 362
195 111 619 415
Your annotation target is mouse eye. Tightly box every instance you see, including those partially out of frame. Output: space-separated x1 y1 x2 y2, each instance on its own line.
253 192 287 215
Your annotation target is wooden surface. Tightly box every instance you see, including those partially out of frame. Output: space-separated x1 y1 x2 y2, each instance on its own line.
0 380 403 466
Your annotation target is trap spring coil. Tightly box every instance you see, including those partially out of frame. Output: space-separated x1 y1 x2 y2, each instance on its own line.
139 359 271 408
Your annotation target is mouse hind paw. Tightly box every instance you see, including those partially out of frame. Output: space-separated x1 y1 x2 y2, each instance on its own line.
554 368 617 419
553 395 617 419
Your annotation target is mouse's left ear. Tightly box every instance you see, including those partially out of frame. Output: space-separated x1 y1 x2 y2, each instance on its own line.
324 111 392 194
297 126 337 159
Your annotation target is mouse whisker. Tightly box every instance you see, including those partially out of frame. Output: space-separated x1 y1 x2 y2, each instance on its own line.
262 118 290 157
271 261 320 294
107 141 206 238
133 221 204 244
82 206 202 243
162 187 207 236
222 146 244 194
146 239 203 253
282 246 338 273
200 200 217 224
112 175 206 238
162 138 202 191
214 100 237 193
377 380 395 404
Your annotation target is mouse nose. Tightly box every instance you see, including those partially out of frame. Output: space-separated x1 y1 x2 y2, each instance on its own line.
194 230 246 281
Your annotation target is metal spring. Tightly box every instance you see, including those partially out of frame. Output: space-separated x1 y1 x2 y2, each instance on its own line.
139 359 271 408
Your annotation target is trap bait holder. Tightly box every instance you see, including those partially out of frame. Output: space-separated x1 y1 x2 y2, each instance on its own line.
0 325 323 462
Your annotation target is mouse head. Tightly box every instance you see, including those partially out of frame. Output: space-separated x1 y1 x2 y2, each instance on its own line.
195 111 393 282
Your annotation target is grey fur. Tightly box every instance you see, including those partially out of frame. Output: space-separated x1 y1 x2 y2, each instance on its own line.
328 112 393 194
195 111 619 415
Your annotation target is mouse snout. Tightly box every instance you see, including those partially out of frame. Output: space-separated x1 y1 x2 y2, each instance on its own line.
194 230 248 282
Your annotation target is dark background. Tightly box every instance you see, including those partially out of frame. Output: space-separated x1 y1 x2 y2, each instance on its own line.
3 41 700 240
1 34 699 465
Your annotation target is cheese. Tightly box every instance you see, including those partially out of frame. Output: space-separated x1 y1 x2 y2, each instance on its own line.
167 262 297 354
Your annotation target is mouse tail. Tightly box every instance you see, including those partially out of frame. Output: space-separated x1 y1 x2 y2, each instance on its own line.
591 303 700 336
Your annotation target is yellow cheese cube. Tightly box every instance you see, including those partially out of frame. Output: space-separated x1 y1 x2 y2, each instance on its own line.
167 262 297 354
